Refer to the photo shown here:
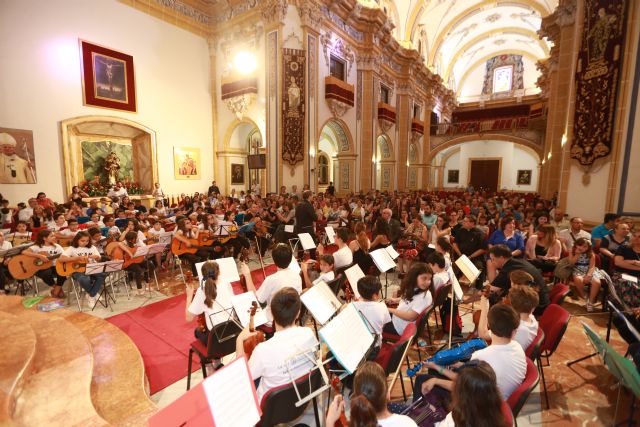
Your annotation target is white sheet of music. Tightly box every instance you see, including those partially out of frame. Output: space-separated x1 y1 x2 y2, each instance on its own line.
158 231 173 245
370 248 396 273
325 226 336 244
231 291 268 328
202 356 261 427
344 264 364 299
217 257 241 283
133 246 149 257
621 273 638 285
217 221 234 236
298 233 316 250
319 303 374 374
455 254 481 282
385 245 400 260
284 225 295 233
450 271 464 301
300 281 342 325
288 256 301 272
146 243 166 255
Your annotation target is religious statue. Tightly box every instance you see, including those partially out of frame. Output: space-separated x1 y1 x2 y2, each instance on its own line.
287 77 301 111
104 151 121 185
587 8 617 65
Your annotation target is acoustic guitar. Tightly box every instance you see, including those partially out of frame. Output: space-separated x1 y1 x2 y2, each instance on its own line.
171 238 203 256
56 260 87 276
111 245 145 268
8 253 61 280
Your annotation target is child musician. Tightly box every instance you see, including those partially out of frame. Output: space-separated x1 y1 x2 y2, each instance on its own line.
147 220 167 269
59 231 105 307
235 287 318 402
301 254 335 288
385 263 434 336
0 232 12 294
22 229 65 297
9 221 31 245
117 231 147 296
353 275 391 356
174 218 206 276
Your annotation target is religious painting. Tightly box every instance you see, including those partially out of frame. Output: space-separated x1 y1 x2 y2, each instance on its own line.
81 140 132 184
517 169 532 185
231 163 245 185
571 0 629 166
173 147 201 180
282 48 305 166
80 40 137 112
447 169 459 184
0 127 36 184
482 55 524 95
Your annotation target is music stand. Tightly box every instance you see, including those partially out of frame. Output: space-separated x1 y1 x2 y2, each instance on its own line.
452 255 480 349
86 260 124 311
567 299 617 367
146 243 167 291
208 305 243 344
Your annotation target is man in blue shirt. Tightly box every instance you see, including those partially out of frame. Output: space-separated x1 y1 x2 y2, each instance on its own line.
591 213 620 246
421 203 438 229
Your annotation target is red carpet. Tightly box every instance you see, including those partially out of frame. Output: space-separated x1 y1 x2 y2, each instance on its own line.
106 264 277 394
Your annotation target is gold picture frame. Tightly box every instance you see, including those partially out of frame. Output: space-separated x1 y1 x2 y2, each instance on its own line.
174 147 201 179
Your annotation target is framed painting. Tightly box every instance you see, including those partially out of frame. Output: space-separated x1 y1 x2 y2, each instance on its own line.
174 147 201 179
447 169 459 184
517 169 532 185
231 163 245 185
80 40 137 112
0 127 37 183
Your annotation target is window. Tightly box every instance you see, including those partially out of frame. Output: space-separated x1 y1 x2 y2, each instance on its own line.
330 55 346 81
493 65 513 93
380 85 390 104
413 104 421 119
317 153 330 185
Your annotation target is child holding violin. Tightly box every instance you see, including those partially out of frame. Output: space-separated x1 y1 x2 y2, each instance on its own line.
385 263 434 336
59 231 105 307
301 254 335 288
22 229 65 297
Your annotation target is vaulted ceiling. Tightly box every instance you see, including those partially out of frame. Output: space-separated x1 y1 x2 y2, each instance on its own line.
386 0 557 95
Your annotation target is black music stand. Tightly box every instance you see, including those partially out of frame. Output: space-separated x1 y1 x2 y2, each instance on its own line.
87 260 124 311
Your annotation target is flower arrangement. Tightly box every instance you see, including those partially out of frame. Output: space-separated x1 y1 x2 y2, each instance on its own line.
80 176 147 197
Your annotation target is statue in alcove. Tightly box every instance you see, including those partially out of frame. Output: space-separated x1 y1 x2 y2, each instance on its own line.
104 151 121 185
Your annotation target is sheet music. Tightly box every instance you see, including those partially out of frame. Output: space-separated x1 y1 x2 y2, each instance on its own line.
455 254 480 282
370 248 396 273
385 245 400 260
300 281 342 325
325 226 336 244
202 357 261 427
158 231 173 245
344 264 365 299
621 273 639 286
319 303 374 374
133 246 149 257
450 271 464 301
217 221 234 236
284 225 294 233
196 258 241 284
146 243 166 255
231 291 268 328
288 256 301 272
298 233 316 250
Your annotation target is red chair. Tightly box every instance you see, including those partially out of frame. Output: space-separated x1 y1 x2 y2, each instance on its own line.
376 322 417 401
525 328 545 362
549 283 570 306
537 304 571 409
258 369 322 427
507 358 540 419
501 401 515 426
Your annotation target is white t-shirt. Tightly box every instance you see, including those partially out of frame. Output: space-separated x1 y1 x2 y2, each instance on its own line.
256 268 303 324
18 207 33 222
187 282 234 330
59 228 79 237
392 290 433 335
249 326 318 403
377 414 418 427
148 227 165 237
353 300 391 346
29 244 63 265
62 245 100 260
333 245 353 270
432 271 450 294
514 315 539 352
471 341 526 399
312 270 335 285
1 240 12 251
435 412 454 427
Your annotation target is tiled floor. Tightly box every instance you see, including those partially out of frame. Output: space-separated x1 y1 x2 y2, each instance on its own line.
9 255 638 426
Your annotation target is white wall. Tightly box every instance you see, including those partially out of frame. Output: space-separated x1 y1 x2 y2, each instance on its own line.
0 0 212 203
442 140 539 191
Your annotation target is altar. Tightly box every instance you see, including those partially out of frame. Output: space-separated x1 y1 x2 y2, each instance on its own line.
82 195 157 209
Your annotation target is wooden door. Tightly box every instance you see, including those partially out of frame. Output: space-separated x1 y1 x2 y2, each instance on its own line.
469 159 500 192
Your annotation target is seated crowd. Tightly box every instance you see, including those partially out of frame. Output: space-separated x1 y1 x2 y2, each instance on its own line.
2 182 639 426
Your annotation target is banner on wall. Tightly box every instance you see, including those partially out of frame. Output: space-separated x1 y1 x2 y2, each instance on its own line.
571 0 628 166
282 48 305 167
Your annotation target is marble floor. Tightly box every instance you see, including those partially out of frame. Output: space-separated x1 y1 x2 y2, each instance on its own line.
9 254 638 426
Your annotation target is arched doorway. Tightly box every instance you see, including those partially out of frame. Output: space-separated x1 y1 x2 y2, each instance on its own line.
375 134 394 191
317 119 353 194
223 120 264 195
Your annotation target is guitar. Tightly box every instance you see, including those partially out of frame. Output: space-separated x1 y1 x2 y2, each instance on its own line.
56 259 87 276
111 245 146 268
8 253 61 280
242 301 265 359
171 238 210 256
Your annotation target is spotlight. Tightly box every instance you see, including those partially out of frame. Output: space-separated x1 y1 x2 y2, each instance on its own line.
234 51 257 75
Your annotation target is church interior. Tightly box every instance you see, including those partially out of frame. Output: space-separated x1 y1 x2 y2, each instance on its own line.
1 0 640 425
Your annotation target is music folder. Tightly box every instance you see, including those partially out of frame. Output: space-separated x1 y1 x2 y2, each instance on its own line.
370 248 396 273
455 254 481 283
344 264 365 299
300 281 342 325
319 303 375 374
298 233 316 250
148 356 261 427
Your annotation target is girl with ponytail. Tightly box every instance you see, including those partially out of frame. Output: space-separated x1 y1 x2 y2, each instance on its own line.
326 361 417 427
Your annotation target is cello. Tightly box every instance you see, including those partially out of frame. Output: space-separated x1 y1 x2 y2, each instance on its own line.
242 301 265 358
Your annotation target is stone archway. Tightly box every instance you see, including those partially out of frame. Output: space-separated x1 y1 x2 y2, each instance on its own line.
221 119 264 194
375 134 395 191
428 133 543 163
317 118 354 194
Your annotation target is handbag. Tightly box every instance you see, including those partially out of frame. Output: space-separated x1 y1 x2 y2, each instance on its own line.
554 257 574 280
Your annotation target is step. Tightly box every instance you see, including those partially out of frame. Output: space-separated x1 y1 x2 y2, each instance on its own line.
52 309 157 425
8 306 109 426
0 311 37 426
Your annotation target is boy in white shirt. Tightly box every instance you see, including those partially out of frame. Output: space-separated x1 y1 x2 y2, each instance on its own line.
427 252 450 295
56 218 80 240
236 287 318 403
354 275 391 351
507 271 540 352
332 228 353 270
249 243 302 325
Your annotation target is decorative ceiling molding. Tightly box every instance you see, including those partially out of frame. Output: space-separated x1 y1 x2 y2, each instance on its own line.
154 0 211 24
260 0 288 24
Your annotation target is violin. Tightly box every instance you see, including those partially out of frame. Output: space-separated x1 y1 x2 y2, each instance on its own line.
186 271 207 333
406 338 488 377
242 301 265 358
330 376 348 427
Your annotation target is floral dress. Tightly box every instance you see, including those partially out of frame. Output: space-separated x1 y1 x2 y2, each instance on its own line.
573 253 604 279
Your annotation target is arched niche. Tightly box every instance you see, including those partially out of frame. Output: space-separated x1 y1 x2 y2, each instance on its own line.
60 116 158 197
317 118 354 194
375 134 395 191
222 119 264 194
